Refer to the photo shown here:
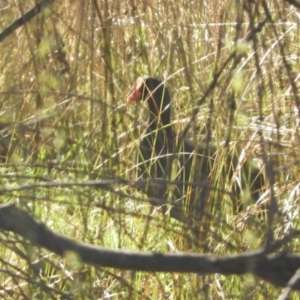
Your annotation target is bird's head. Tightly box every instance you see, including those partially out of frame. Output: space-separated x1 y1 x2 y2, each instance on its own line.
127 77 171 111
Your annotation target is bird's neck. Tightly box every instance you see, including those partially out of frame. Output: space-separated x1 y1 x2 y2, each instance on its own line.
148 106 172 134
147 92 172 129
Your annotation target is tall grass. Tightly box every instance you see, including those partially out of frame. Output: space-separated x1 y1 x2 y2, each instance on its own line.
0 0 300 298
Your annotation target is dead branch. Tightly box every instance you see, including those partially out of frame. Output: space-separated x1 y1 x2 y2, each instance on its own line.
0 0 55 43
0 204 300 289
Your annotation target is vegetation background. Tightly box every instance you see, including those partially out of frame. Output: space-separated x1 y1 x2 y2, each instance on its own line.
0 0 300 298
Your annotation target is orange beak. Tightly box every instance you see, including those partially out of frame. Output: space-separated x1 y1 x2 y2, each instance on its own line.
127 89 142 103
126 77 144 103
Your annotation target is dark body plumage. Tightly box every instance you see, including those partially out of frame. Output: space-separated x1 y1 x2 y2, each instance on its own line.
128 77 263 222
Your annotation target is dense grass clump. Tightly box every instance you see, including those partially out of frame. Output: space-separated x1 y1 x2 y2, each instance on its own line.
0 0 300 298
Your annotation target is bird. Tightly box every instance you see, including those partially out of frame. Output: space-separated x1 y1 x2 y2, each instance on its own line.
127 77 264 223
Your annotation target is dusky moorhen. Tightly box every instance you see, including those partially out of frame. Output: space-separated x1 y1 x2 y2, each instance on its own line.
128 77 264 222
